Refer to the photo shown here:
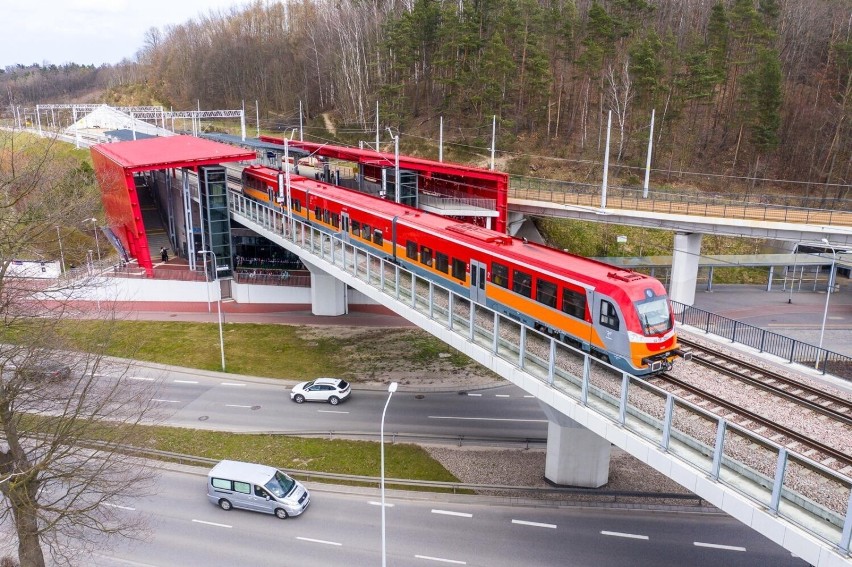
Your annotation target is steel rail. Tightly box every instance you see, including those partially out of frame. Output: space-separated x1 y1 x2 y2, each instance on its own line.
657 372 852 470
678 337 852 426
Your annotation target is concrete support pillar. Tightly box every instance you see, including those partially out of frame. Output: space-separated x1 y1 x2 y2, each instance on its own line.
303 260 347 316
670 232 703 307
540 402 611 488
506 211 545 243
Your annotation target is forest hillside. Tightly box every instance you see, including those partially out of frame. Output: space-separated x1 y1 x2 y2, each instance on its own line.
2 0 850 201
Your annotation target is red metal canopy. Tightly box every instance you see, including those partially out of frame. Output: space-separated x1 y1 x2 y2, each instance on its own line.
91 135 256 276
260 137 509 233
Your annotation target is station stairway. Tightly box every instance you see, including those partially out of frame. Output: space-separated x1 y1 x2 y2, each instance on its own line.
136 182 172 261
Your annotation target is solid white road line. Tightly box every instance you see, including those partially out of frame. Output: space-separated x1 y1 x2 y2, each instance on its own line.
220 382 245 386
101 502 136 511
191 519 231 528
225 404 253 408
601 530 649 540
368 501 395 507
296 536 342 546
694 542 746 552
93 554 158 566
431 509 472 518
151 399 181 404
429 416 547 423
173 380 198 384
414 555 466 564
512 519 557 529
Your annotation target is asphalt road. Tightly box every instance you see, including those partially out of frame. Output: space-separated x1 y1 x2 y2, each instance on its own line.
124 364 549 443
83 467 805 567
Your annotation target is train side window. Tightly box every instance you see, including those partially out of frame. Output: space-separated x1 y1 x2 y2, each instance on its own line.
492 262 509 288
435 252 449 274
374 230 383 246
600 300 619 330
363 224 372 242
420 246 433 267
451 259 466 281
323 210 330 224
406 241 418 260
562 288 587 319
314 206 322 220
536 279 557 308
512 270 532 298
351 221 361 237
331 213 340 229
292 199 301 212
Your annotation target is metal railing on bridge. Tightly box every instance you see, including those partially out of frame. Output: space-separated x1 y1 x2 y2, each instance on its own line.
229 191 852 561
673 301 852 379
509 176 852 227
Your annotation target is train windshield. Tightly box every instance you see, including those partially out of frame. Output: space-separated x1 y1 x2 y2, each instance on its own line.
634 297 673 336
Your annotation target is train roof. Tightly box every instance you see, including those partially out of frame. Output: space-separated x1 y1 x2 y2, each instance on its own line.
246 166 663 299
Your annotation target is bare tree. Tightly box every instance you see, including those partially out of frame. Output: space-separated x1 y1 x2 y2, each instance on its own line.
0 131 159 567
605 61 634 163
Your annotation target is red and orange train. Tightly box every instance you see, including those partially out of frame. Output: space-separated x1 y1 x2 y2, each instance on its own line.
240 165 688 376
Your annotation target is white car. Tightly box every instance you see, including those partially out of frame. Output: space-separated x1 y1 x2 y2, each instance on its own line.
290 378 351 405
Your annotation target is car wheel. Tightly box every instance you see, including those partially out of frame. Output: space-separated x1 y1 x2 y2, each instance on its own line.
294 394 305 404
328 396 339 405
219 499 232 511
275 508 289 519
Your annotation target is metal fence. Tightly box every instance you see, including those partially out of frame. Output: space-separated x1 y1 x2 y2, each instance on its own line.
673 301 852 379
509 176 852 227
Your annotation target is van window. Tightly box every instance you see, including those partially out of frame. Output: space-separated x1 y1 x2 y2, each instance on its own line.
234 481 251 494
265 470 296 498
211 478 231 490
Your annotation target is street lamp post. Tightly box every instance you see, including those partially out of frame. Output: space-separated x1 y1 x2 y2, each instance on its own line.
787 241 802 304
85 218 101 262
55 226 66 275
816 238 837 371
380 381 398 567
386 127 400 204
200 250 226 372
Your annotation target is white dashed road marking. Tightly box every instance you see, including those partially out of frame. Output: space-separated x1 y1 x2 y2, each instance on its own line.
296 536 342 546
512 519 557 529
601 531 648 540
466 393 482 397
173 380 198 384
414 555 466 564
495 394 510 398
152 399 181 404
101 502 136 511
694 542 746 552
225 404 253 408
220 382 245 386
191 519 231 528
128 376 154 381
318 410 349 414
368 501 395 507
431 509 472 518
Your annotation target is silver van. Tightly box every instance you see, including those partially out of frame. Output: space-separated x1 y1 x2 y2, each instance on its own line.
207 460 310 519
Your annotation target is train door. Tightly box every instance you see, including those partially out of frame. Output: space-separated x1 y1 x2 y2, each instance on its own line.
341 212 350 243
469 260 487 305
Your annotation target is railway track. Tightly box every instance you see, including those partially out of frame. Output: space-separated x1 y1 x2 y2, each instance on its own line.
656 372 852 470
678 336 852 426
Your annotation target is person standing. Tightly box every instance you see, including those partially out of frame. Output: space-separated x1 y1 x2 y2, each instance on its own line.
160 247 169 263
